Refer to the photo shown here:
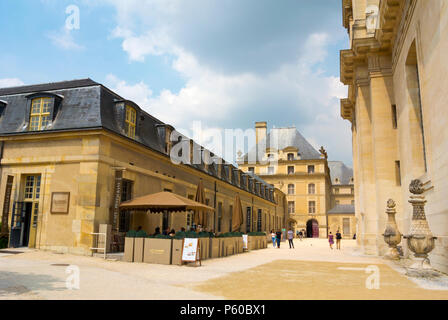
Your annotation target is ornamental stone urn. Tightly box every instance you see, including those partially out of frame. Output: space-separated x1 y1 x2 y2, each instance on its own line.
382 199 402 260
403 179 437 275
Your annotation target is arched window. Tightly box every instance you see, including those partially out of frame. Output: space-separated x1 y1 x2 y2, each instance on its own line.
288 184 295 195
308 183 315 194
125 105 137 138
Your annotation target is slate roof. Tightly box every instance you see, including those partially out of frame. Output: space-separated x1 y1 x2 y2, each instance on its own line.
243 127 321 162
328 161 353 185
0 78 100 96
0 79 276 202
327 204 355 214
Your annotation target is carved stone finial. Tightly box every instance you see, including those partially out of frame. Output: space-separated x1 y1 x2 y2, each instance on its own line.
319 146 328 159
387 199 396 209
409 179 424 195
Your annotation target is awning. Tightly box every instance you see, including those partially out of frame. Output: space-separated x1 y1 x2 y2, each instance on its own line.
119 191 215 213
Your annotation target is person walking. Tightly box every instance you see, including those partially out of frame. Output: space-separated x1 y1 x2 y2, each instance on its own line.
287 228 295 249
270 230 276 248
275 229 282 249
328 232 334 250
336 230 342 250
298 230 303 241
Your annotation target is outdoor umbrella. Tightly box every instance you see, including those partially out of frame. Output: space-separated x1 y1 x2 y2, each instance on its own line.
119 191 215 213
194 179 207 227
232 193 244 232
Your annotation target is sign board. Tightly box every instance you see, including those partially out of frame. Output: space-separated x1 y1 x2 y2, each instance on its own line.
51 192 70 214
1 175 14 234
242 234 248 249
181 238 201 264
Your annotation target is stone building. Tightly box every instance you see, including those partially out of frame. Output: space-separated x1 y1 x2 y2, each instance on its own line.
237 122 354 238
327 161 355 239
0 79 287 255
340 0 448 273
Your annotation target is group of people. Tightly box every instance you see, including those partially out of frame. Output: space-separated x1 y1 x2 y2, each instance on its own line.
270 228 296 249
150 225 214 237
328 230 343 250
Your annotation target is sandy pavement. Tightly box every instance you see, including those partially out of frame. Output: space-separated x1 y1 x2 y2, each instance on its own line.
1 239 447 300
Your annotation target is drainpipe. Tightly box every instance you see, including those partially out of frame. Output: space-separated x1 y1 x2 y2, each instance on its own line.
213 181 217 232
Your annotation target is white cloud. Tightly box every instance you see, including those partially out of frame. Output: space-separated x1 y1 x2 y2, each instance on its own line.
0 78 24 88
47 27 84 51
105 74 153 108
102 1 351 165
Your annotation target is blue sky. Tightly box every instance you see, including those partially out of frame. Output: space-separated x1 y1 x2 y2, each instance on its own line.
0 0 352 166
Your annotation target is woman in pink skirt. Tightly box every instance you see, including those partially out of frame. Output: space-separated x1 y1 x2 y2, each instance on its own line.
328 232 334 249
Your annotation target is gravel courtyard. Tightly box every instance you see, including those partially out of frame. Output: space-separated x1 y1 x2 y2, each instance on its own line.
1 239 448 300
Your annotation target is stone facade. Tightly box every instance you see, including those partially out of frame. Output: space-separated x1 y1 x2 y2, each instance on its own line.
340 0 448 273
238 122 354 238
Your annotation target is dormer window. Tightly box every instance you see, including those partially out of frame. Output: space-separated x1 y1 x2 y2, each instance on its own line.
125 105 136 138
29 98 52 131
287 153 294 161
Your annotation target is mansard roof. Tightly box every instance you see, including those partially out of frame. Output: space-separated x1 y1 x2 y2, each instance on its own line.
0 78 276 202
243 126 322 162
328 161 353 185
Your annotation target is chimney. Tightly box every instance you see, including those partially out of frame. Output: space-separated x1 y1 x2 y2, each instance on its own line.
255 121 267 144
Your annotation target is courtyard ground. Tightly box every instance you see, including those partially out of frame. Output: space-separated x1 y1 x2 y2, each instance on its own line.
1 238 448 300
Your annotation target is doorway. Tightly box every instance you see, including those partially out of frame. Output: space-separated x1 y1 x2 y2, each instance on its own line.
10 202 33 248
306 219 319 238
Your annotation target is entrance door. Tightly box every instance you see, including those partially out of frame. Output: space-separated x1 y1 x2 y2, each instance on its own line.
306 219 319 238
9 202 28 248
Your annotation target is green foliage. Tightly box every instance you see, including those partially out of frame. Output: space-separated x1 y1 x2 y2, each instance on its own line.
0 235 8 249
126 230 137 238
247 232 266 236
135 230 147 238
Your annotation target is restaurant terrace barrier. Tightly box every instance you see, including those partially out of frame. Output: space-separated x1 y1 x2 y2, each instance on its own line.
123 232 267 265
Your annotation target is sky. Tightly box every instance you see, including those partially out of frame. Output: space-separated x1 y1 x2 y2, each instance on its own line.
0 0 352 166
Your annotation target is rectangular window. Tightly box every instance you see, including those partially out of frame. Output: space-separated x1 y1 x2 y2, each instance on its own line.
248 167 254 173
24 175 41 200
229 205 233 232
334 188 339 194
287 166 294 174
391 104 398 129
308 184 315 194
119 179 133 232
288 201 295 214
29 98 52 131
125 105 137 138
246 207 252 233
257 209 262 232
395 161 401 186
343 218 350 235
308 201 316 214
218 202 223 232
268 166 274 175
308 165 315 174
288 184 295 195
287 153 294 161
